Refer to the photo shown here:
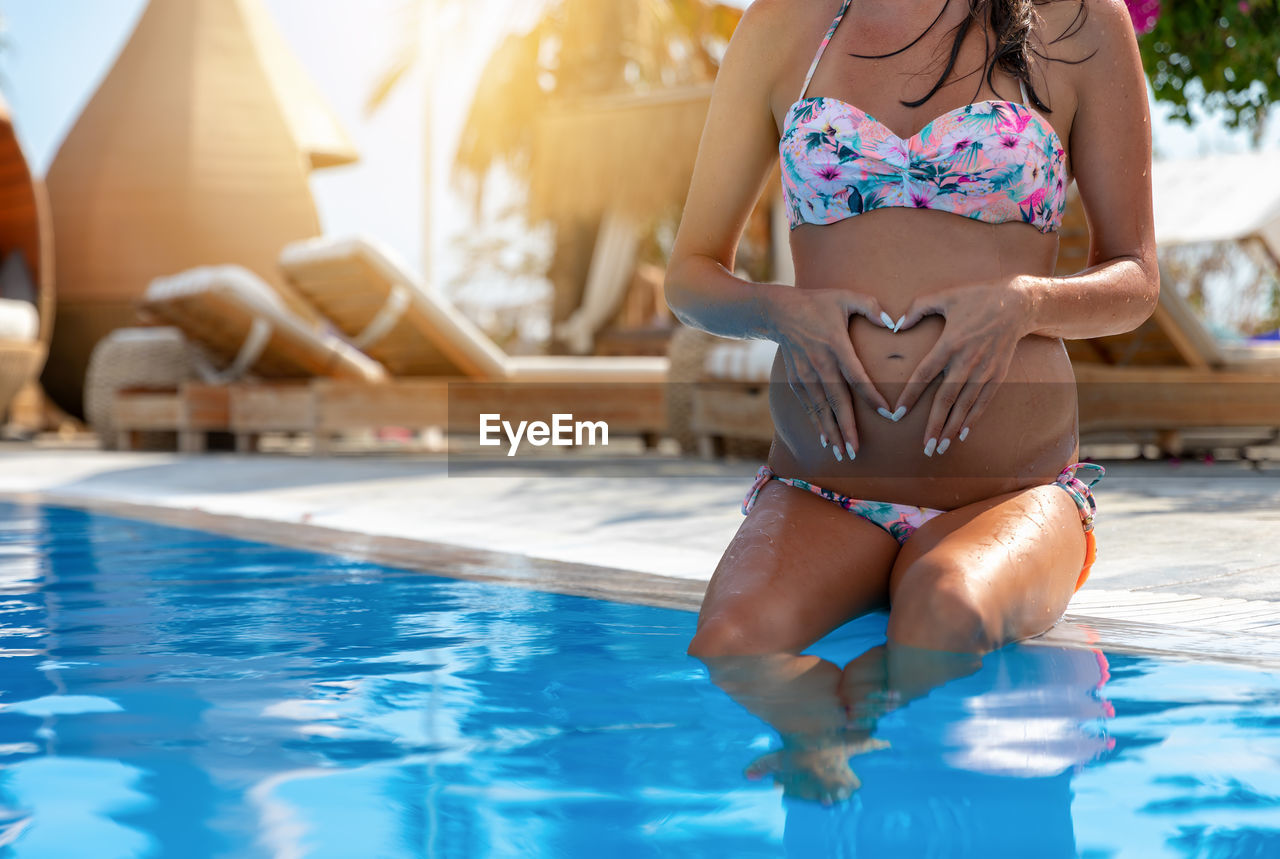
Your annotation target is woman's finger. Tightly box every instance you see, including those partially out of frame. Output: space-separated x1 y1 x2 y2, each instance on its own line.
841 293 891 330
920 365 972 457
935 377 986 455
832 340 892 415
818 361 859 460
890 340 954 421
954 376 1005 446
892 294 945 333
799 364 846 462
782 351 823 439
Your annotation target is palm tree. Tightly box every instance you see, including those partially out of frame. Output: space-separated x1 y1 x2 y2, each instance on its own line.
367 0 742 350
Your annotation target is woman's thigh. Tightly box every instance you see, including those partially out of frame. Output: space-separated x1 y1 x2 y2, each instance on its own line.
690 480 902 656
887 483 1087 651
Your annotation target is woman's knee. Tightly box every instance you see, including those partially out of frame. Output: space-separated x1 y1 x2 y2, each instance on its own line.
887 562 1000 653
687 608 796 659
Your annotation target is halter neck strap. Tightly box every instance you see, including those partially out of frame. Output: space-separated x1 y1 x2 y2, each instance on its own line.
799 0 855 101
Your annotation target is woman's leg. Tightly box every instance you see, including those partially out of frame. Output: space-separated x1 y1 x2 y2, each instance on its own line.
887 482 1088 653
690 477 901 658
834 484 1089 756
688 479 901 802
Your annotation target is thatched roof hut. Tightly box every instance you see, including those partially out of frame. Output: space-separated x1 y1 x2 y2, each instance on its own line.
0 92 55 421
42 0 355 417
523 83 784 225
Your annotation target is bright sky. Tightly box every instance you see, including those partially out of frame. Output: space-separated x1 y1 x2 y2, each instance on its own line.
0 0 1274 296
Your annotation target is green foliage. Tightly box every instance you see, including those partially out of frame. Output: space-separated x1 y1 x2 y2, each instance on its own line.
1139 0 1280 132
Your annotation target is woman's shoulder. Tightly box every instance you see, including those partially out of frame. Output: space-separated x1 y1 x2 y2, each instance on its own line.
1031 0 1139 56
721 0 840 101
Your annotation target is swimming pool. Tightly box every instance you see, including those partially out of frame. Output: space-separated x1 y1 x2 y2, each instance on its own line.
1 502 1278 857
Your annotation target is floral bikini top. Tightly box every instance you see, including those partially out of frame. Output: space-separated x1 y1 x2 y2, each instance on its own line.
779 0 1067 233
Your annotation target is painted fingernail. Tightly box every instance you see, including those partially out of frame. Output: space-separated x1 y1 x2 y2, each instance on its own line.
894 315 906 332
924 437 937 457
959 426 970 442
879 311 895 329
937 438 950 455
876 407 894 420
833 446 843 462
891 406 906 421
845 442 856 461
820 434 828 448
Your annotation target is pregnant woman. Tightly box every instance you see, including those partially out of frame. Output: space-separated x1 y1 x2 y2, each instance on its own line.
664 0 1156 801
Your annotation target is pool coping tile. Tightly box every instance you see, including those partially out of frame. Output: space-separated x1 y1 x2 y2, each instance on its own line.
6 490 1280 670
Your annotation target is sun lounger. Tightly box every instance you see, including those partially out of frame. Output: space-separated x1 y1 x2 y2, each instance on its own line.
277 235 668 382
1071 266 1280 453
112 265 385 451
139 264 386 383
258 235 669 451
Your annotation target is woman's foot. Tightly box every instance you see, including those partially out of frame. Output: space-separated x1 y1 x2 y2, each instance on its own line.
744 732 890 805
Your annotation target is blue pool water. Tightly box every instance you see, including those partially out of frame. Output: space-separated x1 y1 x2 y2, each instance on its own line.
1 503 1279 857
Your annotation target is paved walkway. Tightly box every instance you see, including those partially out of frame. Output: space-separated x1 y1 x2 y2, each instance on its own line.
3 448 1279 659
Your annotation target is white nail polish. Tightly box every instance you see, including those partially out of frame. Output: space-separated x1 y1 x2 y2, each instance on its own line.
937 438 950 455
820 434 828 448
879 311 895 329
924 437 937 457
845 442 856 460
877 407 894 420
891 406 907 421
894 315 907 332
833 446 843 462
959 426 970 442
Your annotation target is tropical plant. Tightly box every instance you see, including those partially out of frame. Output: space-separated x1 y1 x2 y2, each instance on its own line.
1137 0 1280 140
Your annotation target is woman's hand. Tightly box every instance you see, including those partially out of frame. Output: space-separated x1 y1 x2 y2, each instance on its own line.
889 276 1036 456
766 288 896 462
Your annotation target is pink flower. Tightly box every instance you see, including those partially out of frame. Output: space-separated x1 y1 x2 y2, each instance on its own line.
998 112 1032 135
816 165 842 182
1124 0 1161 34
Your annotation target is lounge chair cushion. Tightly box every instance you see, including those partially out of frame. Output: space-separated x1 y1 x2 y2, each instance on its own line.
702 338 776 383
142 265 385 383
503 354 668 383
0 297 38 341
279 236 508 378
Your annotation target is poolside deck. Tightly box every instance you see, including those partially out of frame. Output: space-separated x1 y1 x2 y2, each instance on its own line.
2 447 1279 663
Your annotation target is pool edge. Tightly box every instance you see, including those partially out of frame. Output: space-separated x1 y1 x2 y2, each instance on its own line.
6 489 1280 669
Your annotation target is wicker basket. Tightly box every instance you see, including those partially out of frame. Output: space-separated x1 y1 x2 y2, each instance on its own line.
83 327 204 449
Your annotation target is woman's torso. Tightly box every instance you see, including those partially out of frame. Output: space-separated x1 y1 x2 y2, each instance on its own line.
765 0 1082 510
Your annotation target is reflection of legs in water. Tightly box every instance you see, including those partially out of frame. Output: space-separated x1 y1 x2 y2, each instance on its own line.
690 478 1091 803
838 642 981 729
700 653 889 804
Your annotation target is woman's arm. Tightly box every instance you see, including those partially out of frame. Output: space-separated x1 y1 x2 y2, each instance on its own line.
664 0 893 459
662 0 794 341
890 0 1160 446
1015 0 1160 340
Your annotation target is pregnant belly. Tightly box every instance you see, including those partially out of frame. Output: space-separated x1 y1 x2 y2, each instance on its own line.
768 312 1079 510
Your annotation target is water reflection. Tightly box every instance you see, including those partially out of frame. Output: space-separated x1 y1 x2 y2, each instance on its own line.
695 612 1117 856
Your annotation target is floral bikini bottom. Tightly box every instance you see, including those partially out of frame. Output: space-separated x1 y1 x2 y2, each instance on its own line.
742 462 1105 593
